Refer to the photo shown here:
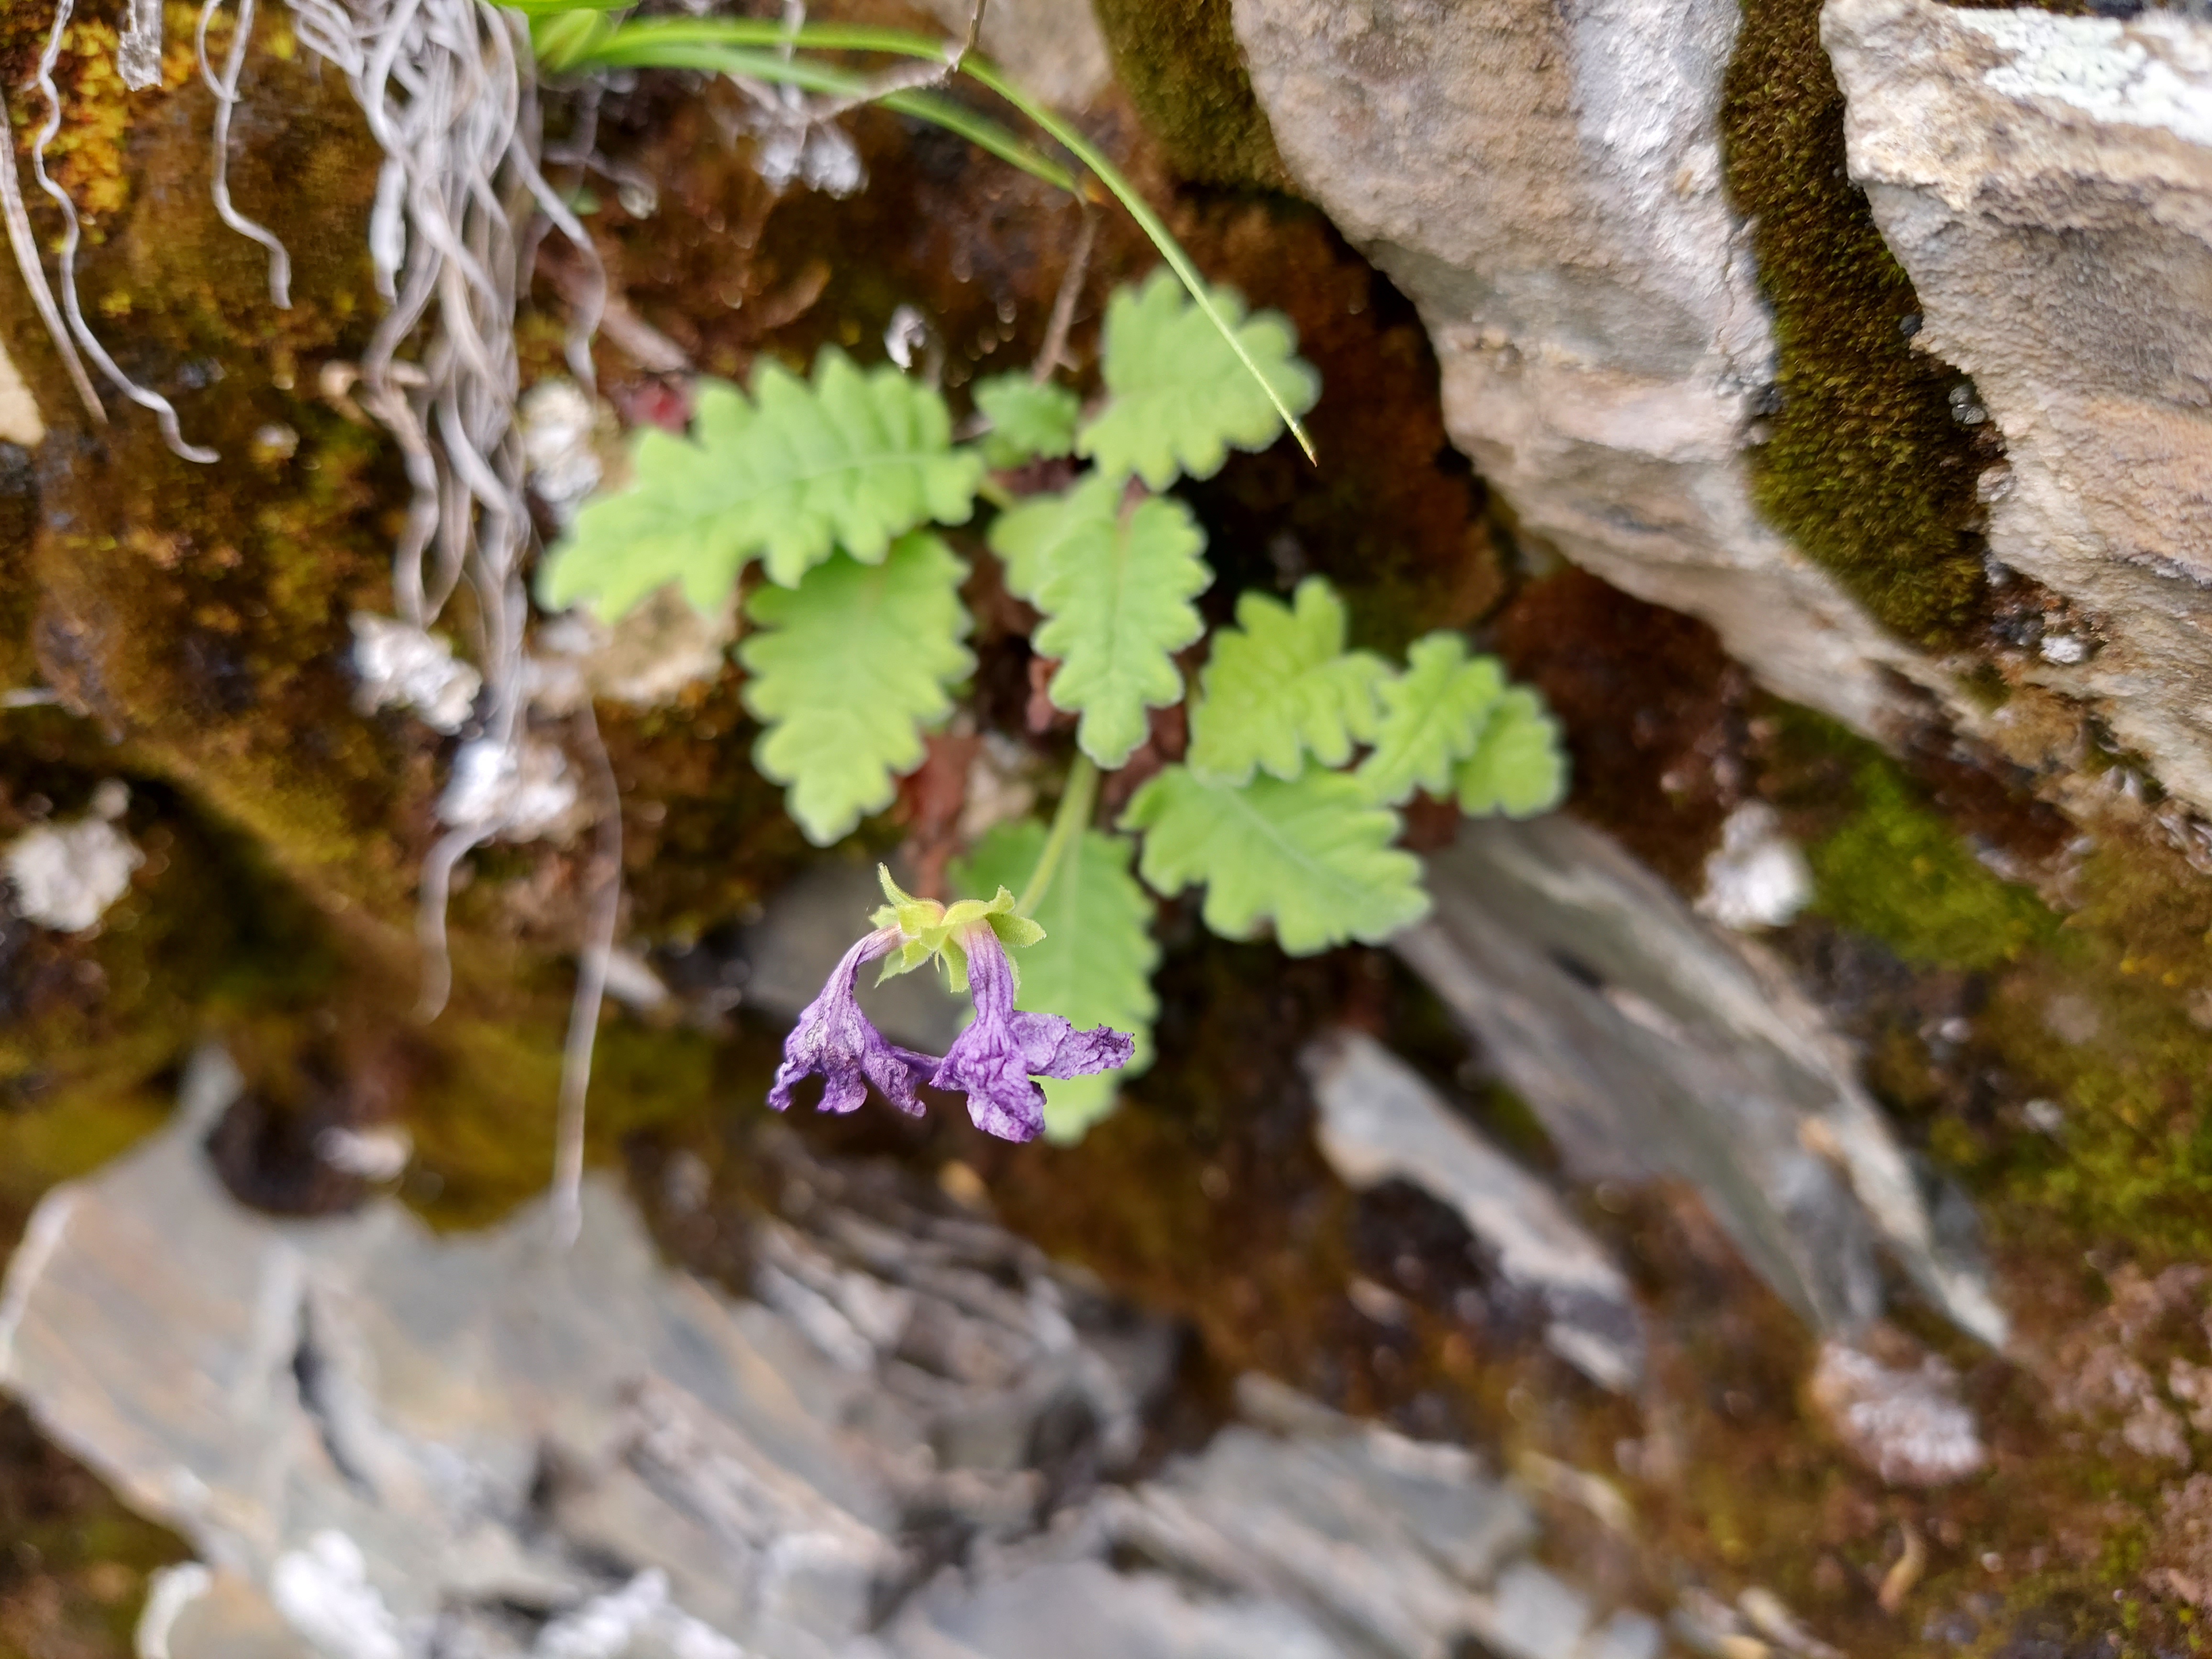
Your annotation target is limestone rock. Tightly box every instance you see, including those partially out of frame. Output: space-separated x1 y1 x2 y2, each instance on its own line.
1228 0 1929 741
1825 0 2212 814
0 1051 1171 1657
884 1374 1564 1659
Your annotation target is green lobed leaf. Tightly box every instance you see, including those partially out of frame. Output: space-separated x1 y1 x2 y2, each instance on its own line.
987 476 1212 769
1186 577 1390 786
1076 269 1320 490
739 532 974 846
538 349 984 620
973 374 1082 468
1454 687 1569 818
1356 632 1508 806
954 818 1160 1141
1120 765 1428 955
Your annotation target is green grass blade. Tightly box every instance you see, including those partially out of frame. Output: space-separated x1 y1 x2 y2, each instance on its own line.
561 36 1076 191
961 58 1316 464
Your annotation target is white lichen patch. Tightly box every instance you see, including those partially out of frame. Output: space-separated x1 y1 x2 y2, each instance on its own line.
349 612 483 734
438 736 584 842
269 1531 405 1659
534 1568 746 1659
1808 1340 1986 1487
526 595 734 712
1696 802 1812 931
520 377 605 528
2 811 143 933
315 1124 413 1182
0 337 44 448
1950 5 2212 149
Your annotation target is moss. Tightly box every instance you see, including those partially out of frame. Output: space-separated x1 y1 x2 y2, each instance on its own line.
1760 708 2212 1259
1803 757 2055 971
0 3 416 924
396 1011 721 1229
1088 0 1288 190
1720 0 1997 647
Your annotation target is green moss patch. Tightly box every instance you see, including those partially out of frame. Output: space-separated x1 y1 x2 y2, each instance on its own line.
1804 758 2054 971
1759 708 2212 1263
1720 0 1996 646
1090 0 1287 189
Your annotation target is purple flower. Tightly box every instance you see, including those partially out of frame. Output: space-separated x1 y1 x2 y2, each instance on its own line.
929 925 1135 1142
768 925 942 1119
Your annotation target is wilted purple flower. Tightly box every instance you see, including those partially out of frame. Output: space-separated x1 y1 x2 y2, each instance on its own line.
768 925 941 1119
930 925 1135 1142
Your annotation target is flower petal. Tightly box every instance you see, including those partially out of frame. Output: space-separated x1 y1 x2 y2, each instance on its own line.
1010 1010 1135 1078
929 926 1135 1142
769 925 939 1118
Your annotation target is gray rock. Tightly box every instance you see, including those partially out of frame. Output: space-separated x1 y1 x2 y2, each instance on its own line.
885 1374 1559 1659
884 1560 1347 1659
1488 1562 1595 1659
5 1053 1682 1659
1228 0 1934 745
1398 816 2005 1345
1825 0 2212 818
1301 1030 1642 1391
0 1051 1169 1658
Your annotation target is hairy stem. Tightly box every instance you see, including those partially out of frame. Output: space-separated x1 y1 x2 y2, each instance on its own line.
1019 753 1098 915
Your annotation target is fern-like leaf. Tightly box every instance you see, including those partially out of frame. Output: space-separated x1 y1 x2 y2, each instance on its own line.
1186 577 1389 785
739 532 974 845
954 818 1159 1141
1121 765 1428 954
539 350 983 619
1455 687 1570 818
987 476 1211 769
1076 269 1320 490
1356 633 1508 806
973 374 1081 468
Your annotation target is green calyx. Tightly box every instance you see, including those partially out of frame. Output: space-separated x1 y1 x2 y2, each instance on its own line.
872 865 1047 992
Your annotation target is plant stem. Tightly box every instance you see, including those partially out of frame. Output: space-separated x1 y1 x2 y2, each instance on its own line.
1019 753 1098 915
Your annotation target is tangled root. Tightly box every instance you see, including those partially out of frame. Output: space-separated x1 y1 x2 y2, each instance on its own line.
199 0 293 307
288 0 614 1229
